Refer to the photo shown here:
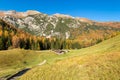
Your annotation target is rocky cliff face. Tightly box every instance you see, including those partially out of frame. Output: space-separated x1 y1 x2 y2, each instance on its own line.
0 10 120 39
0 10 40 17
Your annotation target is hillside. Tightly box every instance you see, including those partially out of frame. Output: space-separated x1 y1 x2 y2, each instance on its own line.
1 18 119 50
0 19 37 50
19 34 120 80
1 11 120 39
0 49 40 78
0 10 120 48
0 31 120 80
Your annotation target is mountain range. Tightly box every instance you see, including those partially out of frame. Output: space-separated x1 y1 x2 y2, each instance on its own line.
0 10 120 40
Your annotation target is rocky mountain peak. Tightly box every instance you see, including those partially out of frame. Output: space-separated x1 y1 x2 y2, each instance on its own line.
0 10 40 18
76 17 93 23
53 13 74 18
26 10 40 15
4 10 17 15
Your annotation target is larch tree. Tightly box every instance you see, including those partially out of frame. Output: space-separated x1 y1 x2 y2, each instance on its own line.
12 35 20 48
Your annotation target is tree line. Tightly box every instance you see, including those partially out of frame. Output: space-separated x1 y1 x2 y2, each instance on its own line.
0 29 82 50
0 19 119 50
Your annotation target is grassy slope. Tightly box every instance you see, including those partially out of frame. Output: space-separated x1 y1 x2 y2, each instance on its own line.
0 49 41 78
19 35 120 80
0 49 73 78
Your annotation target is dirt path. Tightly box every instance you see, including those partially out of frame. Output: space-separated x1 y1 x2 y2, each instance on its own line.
6 68 30 80
6 60 47 80
38 60 47 66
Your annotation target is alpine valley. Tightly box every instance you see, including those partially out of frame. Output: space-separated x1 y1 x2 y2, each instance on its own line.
0 10 120 48
0 10 120 80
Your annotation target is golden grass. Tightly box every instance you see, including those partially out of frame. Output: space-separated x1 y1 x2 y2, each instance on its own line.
0 35 120 79
19 35 120 80
19 52 120 80
0 49 44 77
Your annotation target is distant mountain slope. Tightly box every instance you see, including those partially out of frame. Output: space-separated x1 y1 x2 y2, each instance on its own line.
0 10 120 38
0 19 25 34
0 10 120 47
0 19 36 50
19 34 120 80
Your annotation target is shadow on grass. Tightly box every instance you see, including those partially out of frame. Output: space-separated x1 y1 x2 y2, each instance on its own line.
6 68 31 80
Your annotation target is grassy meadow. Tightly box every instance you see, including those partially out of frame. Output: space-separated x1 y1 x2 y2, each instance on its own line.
19 35 120 80
0 34 120 80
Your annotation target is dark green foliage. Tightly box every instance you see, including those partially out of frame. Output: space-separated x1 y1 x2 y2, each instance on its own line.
20 39 25 48
0 34 11 50
0 37 4 50
72 42 81 49
55 20 69 33
44 23 54 35
24 39 31 49
6 37 12 48
96 39 102 44
39 41 44 50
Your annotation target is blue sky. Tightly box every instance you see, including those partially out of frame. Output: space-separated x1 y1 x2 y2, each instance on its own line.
0 0 120 21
